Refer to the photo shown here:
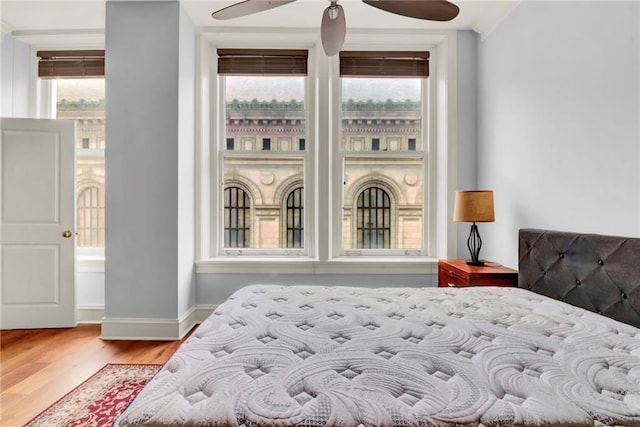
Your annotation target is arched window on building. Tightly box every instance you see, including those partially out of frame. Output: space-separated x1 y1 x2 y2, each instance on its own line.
356 187 391 248
77 186 104 247
285 187 304 248
224 186 251 248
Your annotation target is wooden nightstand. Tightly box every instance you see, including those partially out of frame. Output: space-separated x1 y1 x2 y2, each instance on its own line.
438 259 518 288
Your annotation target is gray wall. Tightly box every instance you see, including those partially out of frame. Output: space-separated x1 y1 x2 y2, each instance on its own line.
1 35 30 117
197 274 435 306
105 1 195 319
477 0 640 268
455 30 482 259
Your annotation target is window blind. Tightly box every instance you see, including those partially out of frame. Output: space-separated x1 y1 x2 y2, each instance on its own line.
37 50 105 79
217 49 308 76
339 51 429 78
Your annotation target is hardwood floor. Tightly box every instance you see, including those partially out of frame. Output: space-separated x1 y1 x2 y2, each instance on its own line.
0 324 188 426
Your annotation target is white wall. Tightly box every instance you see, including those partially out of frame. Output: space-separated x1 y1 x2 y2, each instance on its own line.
478 0 640 268
1 35 30 117
177 5 196 316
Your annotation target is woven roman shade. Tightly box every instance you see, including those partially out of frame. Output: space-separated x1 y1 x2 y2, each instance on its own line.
37 50 105 79
340 51 429 78
217 49 308 76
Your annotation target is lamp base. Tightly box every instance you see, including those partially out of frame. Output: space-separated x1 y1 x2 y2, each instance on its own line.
465 223 484 266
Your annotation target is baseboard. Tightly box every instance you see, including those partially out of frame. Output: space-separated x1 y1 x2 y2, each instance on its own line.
100 304 218 341
195 304 218 323
77 305 105 324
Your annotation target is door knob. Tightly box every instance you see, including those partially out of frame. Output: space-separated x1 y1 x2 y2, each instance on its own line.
62 230 73 238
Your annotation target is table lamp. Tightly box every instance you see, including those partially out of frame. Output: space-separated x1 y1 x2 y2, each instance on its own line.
453 190 495 266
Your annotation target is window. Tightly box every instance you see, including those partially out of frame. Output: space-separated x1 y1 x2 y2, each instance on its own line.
217 49 308 254
226 138 235 150
356 187 391 248
39 50 106 252
54 77 105 249
285 187 304 248
340 51 428 254
206 40 444 266
77 186 105 247
224 186 251 248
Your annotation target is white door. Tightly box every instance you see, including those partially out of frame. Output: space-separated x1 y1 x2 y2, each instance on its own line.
1 118 76 329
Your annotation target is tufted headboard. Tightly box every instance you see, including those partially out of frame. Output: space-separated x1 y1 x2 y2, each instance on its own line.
518 229 640 328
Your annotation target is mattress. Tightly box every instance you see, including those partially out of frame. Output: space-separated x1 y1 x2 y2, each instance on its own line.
116 285 640 426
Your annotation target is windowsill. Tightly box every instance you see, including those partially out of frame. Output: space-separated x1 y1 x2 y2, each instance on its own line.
77 248 105 273
195 257 438 275
77 256 105 273
76 253 438 275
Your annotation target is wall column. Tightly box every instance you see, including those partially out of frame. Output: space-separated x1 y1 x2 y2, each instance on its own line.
103 0 195 339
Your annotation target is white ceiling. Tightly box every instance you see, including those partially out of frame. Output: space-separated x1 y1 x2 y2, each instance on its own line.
1 0 520 38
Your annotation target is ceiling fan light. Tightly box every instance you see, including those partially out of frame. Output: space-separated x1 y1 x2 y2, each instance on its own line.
328 4 339 20
321 4 346 56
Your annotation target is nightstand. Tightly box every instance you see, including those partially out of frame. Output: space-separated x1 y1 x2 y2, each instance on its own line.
438 259 518 288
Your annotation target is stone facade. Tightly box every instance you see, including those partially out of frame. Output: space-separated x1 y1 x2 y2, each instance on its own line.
224 99 424 250
57 100 105 247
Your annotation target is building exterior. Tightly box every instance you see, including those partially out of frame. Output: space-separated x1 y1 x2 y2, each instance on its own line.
56 98 105 248
58 95 423 251
223 98 424 251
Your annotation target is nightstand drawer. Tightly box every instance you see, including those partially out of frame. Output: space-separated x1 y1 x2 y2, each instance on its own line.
438 259 518 288
439 266 468 287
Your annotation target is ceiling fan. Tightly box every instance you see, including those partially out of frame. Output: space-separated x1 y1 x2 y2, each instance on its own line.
211 0 460 56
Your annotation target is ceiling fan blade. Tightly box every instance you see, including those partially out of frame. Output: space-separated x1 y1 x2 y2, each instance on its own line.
321 4 346 56
362 0 459 22
212 0 296 20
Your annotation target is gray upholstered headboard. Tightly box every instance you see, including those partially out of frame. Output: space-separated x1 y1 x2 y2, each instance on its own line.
518 229 640 328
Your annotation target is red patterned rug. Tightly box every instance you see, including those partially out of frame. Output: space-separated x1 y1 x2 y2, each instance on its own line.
24 363 161 427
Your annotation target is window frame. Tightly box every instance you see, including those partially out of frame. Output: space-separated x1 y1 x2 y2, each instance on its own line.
284 186 304 249
355 186 392 249
53 78 107 259
26 33 106 273
223 185 252 249
336 71 431 257
196 29 457 275
77 185 105 248
210 43 315 258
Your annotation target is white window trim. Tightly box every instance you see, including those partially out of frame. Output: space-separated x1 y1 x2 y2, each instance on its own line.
198 29 319 261
77 247 106 273
214 68 315 257
55 83 106 267
195 28 458 275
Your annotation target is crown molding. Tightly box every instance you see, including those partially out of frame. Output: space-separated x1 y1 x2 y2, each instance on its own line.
10 29 105 48
472 1 521 40
1 20 15 36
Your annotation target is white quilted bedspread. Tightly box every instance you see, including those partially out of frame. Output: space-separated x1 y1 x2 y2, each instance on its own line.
116 285 640 426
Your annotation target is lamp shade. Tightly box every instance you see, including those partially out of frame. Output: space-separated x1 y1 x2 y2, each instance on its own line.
453 190 495 223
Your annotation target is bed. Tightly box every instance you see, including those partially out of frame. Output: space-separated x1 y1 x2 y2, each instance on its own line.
116 229 640 426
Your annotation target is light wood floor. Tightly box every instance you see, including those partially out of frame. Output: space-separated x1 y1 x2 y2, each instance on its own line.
0 324 188 426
